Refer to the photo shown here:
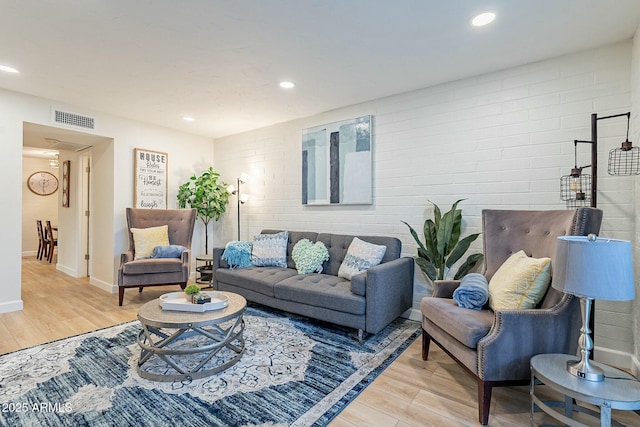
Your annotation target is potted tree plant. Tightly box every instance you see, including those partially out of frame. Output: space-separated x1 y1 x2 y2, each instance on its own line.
177 166 230 256
402 199 483 281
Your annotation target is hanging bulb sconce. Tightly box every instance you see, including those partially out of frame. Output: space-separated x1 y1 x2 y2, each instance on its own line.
560 141 592 207
560 111 636 208
607 112 640 176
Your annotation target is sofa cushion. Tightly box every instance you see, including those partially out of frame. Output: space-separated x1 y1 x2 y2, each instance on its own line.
122 257 182 275
275 274 366 315
215 266 297 297
338 237 386 280
421 297 494 348
488 250 551 311
251 231 288 267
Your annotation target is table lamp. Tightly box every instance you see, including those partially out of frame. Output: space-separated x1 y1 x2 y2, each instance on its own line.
553 234 635 381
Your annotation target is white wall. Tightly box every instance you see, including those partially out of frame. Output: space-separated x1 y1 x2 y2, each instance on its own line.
214 41 636 364
0 88 214 311
631 27 640 377
21 157 59 255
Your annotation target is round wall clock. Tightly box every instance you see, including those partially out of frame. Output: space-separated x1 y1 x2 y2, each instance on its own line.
27 171 59 196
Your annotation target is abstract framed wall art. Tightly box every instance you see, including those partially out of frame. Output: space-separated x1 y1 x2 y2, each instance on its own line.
302 115 372 205
134 148 168 209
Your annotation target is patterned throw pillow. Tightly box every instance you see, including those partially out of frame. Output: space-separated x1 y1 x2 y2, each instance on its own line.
337 237 387 280
291 239 329 274
251 231 289 267
488 250 552 310
130 225 170 260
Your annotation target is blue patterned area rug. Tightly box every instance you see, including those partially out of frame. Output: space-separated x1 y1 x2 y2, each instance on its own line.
0 305 420 427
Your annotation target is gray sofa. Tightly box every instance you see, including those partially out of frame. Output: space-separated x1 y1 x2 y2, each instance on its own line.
211 230 414 337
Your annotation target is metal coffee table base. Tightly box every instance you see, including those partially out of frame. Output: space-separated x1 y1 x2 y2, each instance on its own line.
137 315 245 382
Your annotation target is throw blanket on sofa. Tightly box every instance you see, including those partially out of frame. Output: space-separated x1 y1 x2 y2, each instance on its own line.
222 241 253 269
453 273 489 310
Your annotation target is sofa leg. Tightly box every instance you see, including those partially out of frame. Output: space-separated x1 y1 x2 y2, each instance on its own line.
179 282 187 290
422 329 431 361
139 286 143 293
357 329 364 343
478 380 492 426
118 287 125 306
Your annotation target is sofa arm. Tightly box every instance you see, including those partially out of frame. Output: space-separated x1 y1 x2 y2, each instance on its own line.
211 247 227 288
365 257 414 334
477 294 579 381
181 249 191 275
120 251 134 265
432 280 461 298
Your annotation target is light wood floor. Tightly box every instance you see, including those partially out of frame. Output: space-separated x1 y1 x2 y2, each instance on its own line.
3 257 639 426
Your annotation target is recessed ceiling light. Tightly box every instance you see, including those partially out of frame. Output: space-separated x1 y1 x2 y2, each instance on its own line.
182 116 195 122
279 81 295 89
0 64 19 74
471 12 496 27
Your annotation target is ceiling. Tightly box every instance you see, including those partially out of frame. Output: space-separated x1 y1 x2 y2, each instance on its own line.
4 0 640 145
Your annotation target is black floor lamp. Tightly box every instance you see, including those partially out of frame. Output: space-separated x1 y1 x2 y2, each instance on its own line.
560 112 639 208
559 111 639 356
227 173 249 241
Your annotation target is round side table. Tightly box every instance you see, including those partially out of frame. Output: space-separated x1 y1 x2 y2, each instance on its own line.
530 353 640 427
195 254 214 286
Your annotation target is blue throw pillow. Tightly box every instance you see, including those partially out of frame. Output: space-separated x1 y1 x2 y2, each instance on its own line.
151 245 186 258
221 241 253 269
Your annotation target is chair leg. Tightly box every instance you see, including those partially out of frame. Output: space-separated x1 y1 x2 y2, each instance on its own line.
118 287 125 306
422 329 431 361
478 380 493 426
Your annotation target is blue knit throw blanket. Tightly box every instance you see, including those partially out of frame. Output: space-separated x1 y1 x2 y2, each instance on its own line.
221 241 253 269
453 273 489 310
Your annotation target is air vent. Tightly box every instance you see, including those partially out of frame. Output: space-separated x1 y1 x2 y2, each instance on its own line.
52 108 96 130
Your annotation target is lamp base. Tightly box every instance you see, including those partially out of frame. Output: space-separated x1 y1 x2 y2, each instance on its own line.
567 357 604 382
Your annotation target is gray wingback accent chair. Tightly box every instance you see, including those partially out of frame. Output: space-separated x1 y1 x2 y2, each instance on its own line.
118 208 197 306
420 207 603 425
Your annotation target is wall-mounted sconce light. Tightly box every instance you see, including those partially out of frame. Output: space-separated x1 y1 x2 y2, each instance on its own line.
227 173 250 240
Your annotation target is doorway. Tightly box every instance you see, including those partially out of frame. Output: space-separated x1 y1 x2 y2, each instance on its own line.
22 122 107 279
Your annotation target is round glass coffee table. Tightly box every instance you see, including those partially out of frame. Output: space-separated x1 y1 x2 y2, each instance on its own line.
136 291 246 382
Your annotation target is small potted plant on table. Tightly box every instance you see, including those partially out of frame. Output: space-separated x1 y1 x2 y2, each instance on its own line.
184 284 211 304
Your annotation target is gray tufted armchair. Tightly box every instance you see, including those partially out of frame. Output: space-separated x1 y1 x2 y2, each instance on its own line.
118 208 197 306
420 208 603 425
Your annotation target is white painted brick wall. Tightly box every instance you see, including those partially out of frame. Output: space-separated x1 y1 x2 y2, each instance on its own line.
214 41 635 358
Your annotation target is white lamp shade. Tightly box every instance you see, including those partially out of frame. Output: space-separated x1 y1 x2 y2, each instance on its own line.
553 236 635 301
227 184 236 194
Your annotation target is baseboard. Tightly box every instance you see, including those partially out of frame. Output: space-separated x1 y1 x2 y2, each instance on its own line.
21 251 37 257
0 299 23 313
406 307 422 322
90 277 118 294
594 346 636 371
55 263 77 277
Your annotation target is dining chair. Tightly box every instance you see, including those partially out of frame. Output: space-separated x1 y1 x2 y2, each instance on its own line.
44 220 58 263
36 220 47 260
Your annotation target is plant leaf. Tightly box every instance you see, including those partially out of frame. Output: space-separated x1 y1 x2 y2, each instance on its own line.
446 232 481 268
415 257 437 281
453 253 484 280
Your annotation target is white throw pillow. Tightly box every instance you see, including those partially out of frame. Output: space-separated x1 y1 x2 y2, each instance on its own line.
338 237 386 280
251 231 289 267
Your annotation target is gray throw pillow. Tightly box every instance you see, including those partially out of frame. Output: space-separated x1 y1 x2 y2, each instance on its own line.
338 237 386 280
251 231 289 267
